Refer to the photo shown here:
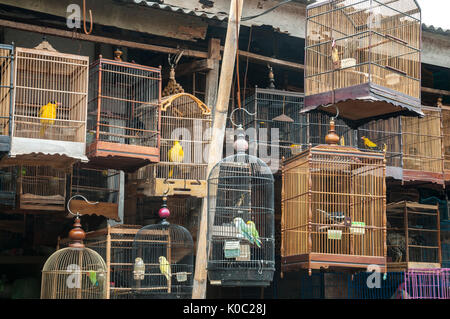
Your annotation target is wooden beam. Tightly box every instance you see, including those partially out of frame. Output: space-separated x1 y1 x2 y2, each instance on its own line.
422 87 450 96
192 0 244 300
231 47 305 71
0 18 208 59
162 59 215 80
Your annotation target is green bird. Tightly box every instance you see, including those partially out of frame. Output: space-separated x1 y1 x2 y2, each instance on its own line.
88 271 98 286
246 220 262 248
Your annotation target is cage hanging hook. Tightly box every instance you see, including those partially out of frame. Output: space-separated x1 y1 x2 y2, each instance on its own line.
67 194 99 217
229 107 256 128
323 104 340 121
83 0 93 35
258 260 263 275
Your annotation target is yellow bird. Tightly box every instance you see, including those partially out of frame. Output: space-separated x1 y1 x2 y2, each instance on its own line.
39 101 60 137
159 256 171 282
168 140 184 178
340 136 345 146
361 136 377 149
331 39 340 67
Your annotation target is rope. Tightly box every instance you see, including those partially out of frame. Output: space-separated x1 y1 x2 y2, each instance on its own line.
235 0 242 110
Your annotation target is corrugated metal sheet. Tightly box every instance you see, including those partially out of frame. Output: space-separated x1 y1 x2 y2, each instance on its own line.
132 0 228 21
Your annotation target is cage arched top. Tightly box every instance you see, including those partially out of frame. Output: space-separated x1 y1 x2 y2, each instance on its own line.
134 223 194 246
208 153 275 186
161 93 211 115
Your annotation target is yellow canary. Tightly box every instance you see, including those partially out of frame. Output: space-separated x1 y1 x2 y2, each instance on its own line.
331 40 340 67
168 140 184 178
361 136 377 149
39 101 59 137
159 256 171 281
340 136 345 146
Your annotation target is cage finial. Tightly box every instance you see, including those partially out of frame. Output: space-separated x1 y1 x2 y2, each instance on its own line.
234 124 249 154
159 195 170 225
325 118 340 145
68 216 85 248
268 64 275 89
114 48 123 61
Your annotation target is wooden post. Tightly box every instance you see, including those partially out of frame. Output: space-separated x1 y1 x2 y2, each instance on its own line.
192 0 244 300
106 225 111 299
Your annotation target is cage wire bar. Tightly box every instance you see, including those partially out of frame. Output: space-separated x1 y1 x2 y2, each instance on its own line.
304 0 423 127
132 222 194 299
207 126 275 287
58 225 143 299
281 123 387 274
86 57 161 172
386 201 441 271
132 93 211 197
8 43 89 165
0 44 13 155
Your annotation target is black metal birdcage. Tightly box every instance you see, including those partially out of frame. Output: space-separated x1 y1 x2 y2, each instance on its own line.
131 198 194 299
207 125 275 287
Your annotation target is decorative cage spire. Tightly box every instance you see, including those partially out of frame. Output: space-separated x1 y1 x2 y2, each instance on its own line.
162 66 185 97
68 216 86 248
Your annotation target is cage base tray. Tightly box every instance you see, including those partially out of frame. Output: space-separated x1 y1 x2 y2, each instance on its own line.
208 268 274 287
138 178 207 198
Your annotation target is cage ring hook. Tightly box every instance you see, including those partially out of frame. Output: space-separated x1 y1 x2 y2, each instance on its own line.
229 107 256 128
258 260 263 275
323 104 340 120
67 194 99 217
82 0 93 35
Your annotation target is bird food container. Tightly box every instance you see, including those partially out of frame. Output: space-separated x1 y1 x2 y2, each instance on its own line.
350 222 366 235
327 229 342 240
224 241 241 259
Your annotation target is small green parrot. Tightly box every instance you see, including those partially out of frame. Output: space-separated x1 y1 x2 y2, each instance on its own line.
233 217 254 245
159 256 171 282
88 271 98 286
246 220 262 248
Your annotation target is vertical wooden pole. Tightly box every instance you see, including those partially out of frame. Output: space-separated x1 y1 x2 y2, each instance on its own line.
192 0 244 299
205 38 221 107
106 225 111 299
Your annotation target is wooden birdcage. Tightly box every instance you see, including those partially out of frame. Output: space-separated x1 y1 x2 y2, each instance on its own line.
86 56 161 172
4 41 89 167
207 126 275 287
304 0 423 127
242 87 305 161
41 217 107 299
0 44 14 156
132 200 194 299
131 91 211 197
17 164 68 211
358 106 443 184
386 201 441 272
440 102 450 182
58 224 143 299
70 164 121 222
281 120 387 274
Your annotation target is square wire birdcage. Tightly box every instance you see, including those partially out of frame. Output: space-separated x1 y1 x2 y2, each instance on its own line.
403 268 450 299
0 43 13 155
86 57 161 172
304 0 423 126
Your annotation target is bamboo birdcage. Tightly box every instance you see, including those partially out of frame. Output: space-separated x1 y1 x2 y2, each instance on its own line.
440 103 450 181
281 120 387 274
132 199 194 299
41 217 107 299
86 56 161 172
5 41 89 167
58 224 143 299
386 201 441 272
70 163 121 222
17 164 68 211
358 106 443 184
131 81 212 197
242 87 305 162
0 44 14 155
207 125 275 287
304 0 423 127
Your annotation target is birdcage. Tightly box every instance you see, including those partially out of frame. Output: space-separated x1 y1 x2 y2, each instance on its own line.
16 164 68 211
131 92 211 197
358 106 443 183
441 104 450 182
70 164 121 221
0 43 14 156
386 201 441 272
41 216 107 299
403 268 450 299
58 224 143 299
207 125 275 287
86 56 161 172
0 166 16 207
5 41 89 167
281 119 387 274
348 271 405 299
131 199 194 299
441 221 450 268
242 87 304 162
304 0 423 127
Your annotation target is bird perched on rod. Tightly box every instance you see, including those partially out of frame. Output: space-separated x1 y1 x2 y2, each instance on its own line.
246 220 262 248
233 217 254 245
159 256 171 282
168 140 184 178
316 209 346 223
39 101 60 138
361 136 377 149
133 257 145 281
331 39 340 68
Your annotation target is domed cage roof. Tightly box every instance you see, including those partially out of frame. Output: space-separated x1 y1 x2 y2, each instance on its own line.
132 222 194 299
207 128 275 287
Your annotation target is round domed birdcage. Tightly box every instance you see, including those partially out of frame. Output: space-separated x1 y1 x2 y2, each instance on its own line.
41 215 107 299
131 198 194 299
207 123 275 287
